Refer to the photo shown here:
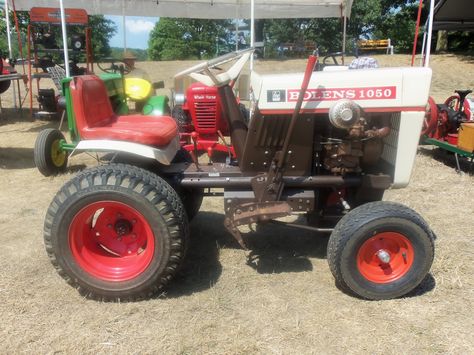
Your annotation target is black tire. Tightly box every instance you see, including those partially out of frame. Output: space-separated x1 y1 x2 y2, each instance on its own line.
178 186 204 221
170 149 204 220
0 79 11 94
34 128 68 176
327 201 434 300
44 163 189 301
171 104 191 131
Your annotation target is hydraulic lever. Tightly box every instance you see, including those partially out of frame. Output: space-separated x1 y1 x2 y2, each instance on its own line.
252 52 318 202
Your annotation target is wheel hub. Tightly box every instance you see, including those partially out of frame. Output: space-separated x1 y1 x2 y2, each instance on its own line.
69 200 155 281
115 219 132 236
376 249 391 264
357 232 414 284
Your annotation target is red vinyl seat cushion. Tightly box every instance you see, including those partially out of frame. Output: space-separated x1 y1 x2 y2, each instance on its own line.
70 75 177 147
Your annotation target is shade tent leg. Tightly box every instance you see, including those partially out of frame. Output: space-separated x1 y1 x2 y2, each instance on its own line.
424 0 435 67
5 0 17 109
250 0 255 71
122 0 127 54
411 0 423 66
342 14 346 65
59 0 70 77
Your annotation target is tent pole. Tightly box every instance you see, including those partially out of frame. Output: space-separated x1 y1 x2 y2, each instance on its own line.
411 0 423 66
342 12 347 65
235 21 238 52
424 0 435 67
420 27 427 66
59 0 70 77
250 0 255 71
11 0 26 75
122 0 127 54
5 0 17 109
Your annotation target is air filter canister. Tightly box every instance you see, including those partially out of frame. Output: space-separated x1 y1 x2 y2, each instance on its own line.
328 99 361 130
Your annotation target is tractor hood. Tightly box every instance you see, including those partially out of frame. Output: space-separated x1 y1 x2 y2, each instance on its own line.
250 67 432 114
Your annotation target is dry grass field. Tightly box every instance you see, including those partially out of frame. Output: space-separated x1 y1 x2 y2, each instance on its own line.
0 54 473 354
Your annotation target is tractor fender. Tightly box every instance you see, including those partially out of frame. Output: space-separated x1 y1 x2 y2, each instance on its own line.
71 136 180 165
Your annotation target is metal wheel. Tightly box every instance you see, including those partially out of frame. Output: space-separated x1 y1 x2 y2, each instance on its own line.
444 94 460 111
327 201 434 300
69 201 155 281
356 232 414 283
421 96 438 136
44 164 189 301
34 128 68 176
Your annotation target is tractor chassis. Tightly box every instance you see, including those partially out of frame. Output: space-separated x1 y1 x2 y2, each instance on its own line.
161 161 392 248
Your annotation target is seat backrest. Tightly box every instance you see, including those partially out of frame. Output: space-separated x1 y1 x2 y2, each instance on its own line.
70 75 115 132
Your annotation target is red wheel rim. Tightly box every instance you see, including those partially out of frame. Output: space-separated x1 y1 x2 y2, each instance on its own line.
444 94 460 111
69 201 155 282
421 96 438 136
357 232 414 284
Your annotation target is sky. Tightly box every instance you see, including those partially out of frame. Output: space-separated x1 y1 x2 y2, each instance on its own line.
106 16 159 50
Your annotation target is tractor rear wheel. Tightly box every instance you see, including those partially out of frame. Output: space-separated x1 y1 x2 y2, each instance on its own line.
327 201 434 300
171 149 204 220
44 164 189 301
34 128 68 176
177 187 204 221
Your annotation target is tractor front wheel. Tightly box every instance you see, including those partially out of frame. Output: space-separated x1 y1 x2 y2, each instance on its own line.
34 128 68 176
327 201 434 300
44 164 189 301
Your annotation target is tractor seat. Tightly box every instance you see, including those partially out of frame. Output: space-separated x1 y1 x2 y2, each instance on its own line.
70 75 177 147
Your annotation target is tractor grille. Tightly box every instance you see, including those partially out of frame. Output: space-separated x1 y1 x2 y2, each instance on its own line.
194 101 217 130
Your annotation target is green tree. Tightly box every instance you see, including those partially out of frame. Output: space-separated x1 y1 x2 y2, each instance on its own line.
262 0 383 55
373 1 420 52
87 15 117 58
148 18 231 60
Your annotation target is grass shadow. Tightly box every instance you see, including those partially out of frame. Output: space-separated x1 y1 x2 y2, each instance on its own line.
164 211 225 298
334 272 436 300
244 221 329 274
0 147 35 169
0 107 33 125
418 146 473 174
165 210 332 298
456 53 474 64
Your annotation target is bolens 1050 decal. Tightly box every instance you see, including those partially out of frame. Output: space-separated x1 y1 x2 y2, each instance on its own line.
267 86 397 103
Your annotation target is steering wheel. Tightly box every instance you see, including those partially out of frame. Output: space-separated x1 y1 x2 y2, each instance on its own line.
174 48 254 87
323 52 344 66
97 57 132 75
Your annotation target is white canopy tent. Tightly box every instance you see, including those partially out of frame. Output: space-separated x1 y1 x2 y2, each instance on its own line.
7 0 354 76
10 0 353 19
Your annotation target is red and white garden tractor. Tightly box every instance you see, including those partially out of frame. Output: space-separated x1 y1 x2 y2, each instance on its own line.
42 49 435 302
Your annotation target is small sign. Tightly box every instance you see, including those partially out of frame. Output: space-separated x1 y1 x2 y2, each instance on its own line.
267 89 286 103
30 7 89 25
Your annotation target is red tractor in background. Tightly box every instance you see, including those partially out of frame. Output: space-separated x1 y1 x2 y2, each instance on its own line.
172 82 249 162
